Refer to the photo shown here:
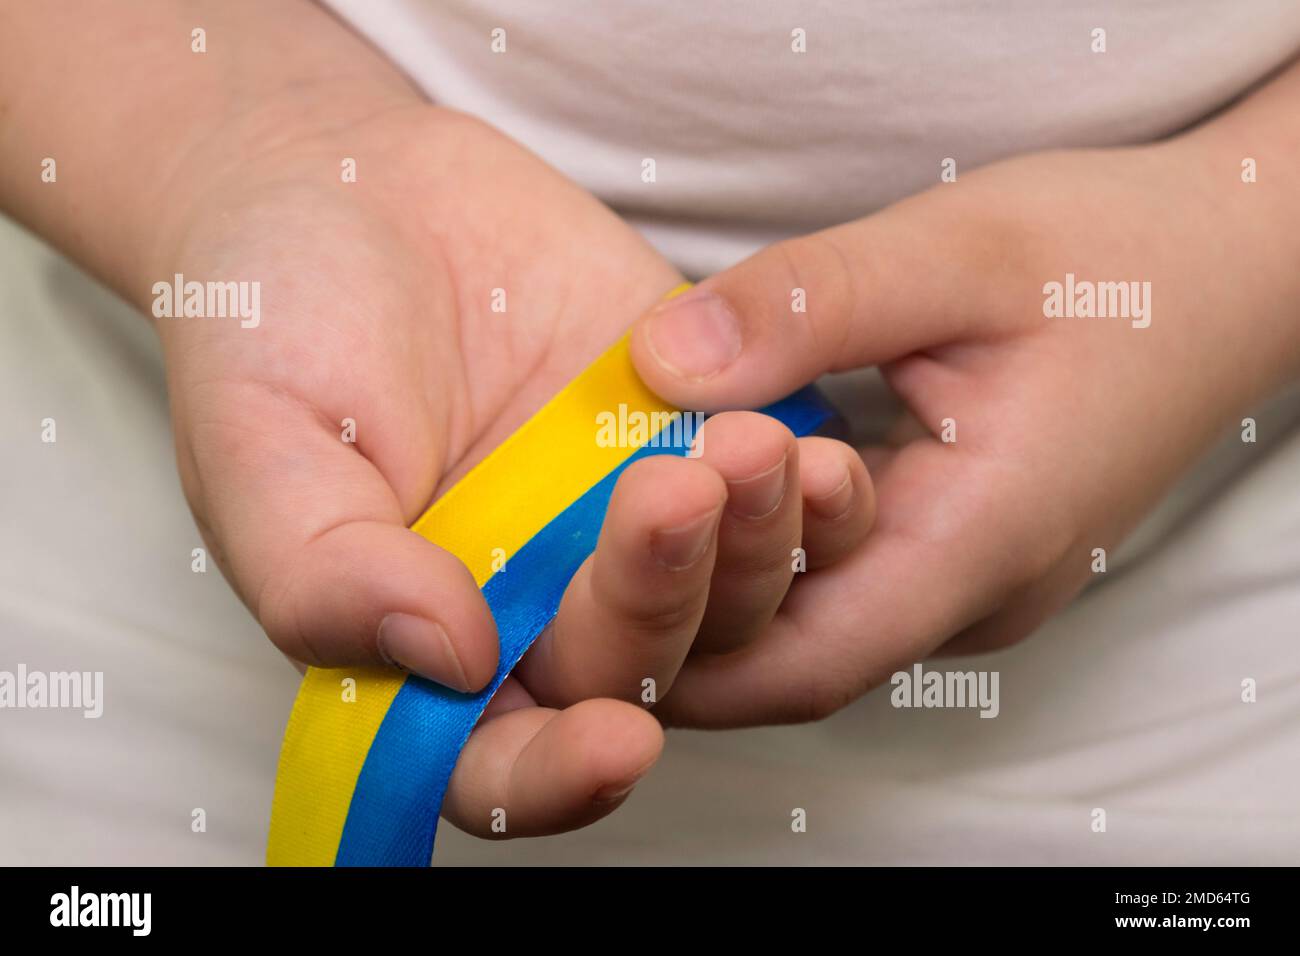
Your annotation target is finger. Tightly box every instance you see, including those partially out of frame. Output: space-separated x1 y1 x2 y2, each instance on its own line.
691 411 801 654
480 675 537 721
629 198 1014 411
935 541 1094 656
657 440 1026 728
442 698 664 838
796 436 875 571
515 454 726 707
179 383 498 691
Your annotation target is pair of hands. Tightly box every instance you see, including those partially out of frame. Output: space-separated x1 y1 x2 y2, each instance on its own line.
157 105 870 837
5 0 1295 847
157 90 1299 838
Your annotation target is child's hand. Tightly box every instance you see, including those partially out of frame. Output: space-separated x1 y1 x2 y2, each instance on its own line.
155 105 874 836
3 1 874 839
629 65 1300 727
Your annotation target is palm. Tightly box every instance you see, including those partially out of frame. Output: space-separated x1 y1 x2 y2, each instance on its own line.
163 108 682 536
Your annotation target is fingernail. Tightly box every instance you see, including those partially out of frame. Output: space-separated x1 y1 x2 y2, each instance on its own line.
727 455 788 519
644 290 742 381
377 613 471 692
592 780 639 805
651 507 721 570
806 467 854 521
594 759 656 804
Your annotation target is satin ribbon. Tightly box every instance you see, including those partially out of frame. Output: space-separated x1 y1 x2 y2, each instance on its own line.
267 289 836 866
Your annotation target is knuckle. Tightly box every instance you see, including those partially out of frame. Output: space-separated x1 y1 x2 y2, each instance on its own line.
255 559 325 668
787 232 858 356
787 665 859 724
798 679 855 724
615 595 705 638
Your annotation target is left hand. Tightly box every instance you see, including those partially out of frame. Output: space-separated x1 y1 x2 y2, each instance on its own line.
628 121 1300 726
151 99 875 835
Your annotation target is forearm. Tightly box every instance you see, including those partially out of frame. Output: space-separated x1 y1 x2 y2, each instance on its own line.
0 0 424 304
1161 53 1300 398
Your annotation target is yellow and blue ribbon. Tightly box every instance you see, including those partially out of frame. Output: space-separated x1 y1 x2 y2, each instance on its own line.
267 294 835 866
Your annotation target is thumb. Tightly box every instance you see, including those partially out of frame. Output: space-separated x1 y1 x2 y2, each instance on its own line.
178 387 498 693
630 206 994 411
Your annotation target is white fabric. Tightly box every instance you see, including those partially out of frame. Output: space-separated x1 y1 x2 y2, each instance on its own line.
4 1 1300 864
322 0 1300 276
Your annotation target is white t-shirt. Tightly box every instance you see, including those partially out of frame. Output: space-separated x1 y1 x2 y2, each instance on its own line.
322 0 1300 275
4 4 1300 867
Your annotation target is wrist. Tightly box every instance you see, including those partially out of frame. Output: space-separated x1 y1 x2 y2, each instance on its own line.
0 0 428 313
138 85 431 312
